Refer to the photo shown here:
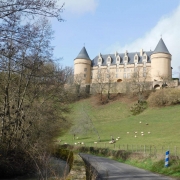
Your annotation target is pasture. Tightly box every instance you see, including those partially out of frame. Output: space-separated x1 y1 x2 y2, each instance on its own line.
60 96 180 155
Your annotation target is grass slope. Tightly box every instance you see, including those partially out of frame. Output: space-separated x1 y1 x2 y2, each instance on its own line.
61 96 180 155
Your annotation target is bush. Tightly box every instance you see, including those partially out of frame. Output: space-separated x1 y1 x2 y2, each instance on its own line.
147 88 180 107
130 101 147 115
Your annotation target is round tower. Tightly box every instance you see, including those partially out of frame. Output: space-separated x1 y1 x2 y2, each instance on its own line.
151 38 172 81
74 47 91 84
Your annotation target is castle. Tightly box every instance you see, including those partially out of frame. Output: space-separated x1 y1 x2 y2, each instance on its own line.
74 38 177 90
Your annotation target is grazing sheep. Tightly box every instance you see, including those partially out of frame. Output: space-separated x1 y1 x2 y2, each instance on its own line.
109 140 116 144
116 138 119 141
134 135 137 138
127 132 129 134
141 134 144 136
141 132 144 134
118 137 120 139
64 143 67 145
148 132 151 134
139 121 141 123
134 131 138 134
76 137 79 139
94 142 97 144
74 143 77 145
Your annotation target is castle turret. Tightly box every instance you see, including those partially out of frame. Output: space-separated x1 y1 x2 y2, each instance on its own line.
151 38 171 81
74 47 91 84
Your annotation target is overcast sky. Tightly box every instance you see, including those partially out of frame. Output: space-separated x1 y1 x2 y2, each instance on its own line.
51 0 180 77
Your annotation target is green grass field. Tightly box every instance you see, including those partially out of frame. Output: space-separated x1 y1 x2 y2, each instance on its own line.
60 96 180 155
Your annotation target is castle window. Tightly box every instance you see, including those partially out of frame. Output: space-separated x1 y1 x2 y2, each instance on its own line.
143 55 146 59
98 59 101 62
84 74 86 78
84 68 87 71
123 73 126 78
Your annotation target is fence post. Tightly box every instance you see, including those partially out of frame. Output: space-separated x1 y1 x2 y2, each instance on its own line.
165 150 170 167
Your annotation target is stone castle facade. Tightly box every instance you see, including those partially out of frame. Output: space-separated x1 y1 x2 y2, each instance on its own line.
74 38 177 90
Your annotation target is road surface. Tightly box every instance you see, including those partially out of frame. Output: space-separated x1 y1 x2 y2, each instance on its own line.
79 153 175 180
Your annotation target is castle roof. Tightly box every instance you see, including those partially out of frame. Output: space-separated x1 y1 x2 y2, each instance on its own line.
75 47 91 60
92 51 153 67
153 38 170 54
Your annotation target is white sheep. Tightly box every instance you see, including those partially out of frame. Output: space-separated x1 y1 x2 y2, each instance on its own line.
118 137 120 139
148 132 151 134
74 143 77 145
116 138 119 141
139 121 141 123
94 142 97 144
127 132 129 134
134 135 137 138
141 132 144 134
134 131 138 134
141 134 144 136
64 142 67 145
81 142 84 145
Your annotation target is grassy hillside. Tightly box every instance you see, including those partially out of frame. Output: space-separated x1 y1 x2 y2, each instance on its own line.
61 95 180 155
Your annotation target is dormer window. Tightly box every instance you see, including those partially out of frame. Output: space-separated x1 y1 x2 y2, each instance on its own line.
134 54 139 63
142 53 147 62
116 56 120 64
98 58 102 66
107 56 111 66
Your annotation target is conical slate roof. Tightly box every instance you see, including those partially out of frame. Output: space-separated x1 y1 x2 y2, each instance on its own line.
75 47 91 60
153 38 170 54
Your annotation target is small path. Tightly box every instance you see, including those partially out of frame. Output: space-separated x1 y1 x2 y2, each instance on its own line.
79 153 176 180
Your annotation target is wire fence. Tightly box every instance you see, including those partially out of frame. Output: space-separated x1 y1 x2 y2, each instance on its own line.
69 142 180 157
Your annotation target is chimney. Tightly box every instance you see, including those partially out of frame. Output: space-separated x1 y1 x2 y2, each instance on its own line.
140 49 143 56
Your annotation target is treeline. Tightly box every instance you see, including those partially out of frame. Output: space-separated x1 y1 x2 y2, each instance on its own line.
0 0 77 178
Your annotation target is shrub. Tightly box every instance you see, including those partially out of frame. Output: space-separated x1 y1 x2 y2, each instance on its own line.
147 88 180 107
130 101 147 115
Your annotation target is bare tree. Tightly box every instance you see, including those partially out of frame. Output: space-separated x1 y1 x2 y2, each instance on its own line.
70 104 101 142
91 68 107 102
130 67 151 101
0 0 64 20
106 71 115 100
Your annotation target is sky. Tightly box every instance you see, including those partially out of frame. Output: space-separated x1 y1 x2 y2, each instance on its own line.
51 0 180 77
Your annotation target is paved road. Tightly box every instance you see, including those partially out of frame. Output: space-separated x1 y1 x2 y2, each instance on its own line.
79 153 175 180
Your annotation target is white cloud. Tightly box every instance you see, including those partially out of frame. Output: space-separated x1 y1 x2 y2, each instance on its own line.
108 4 180 75
58 0 98 15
